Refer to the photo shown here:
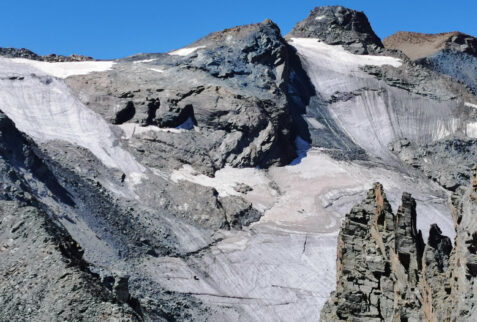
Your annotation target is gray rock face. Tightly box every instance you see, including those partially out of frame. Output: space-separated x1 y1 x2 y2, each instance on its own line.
418 51 477 95
0 201 140 321
445 168 477 320
390 138 477 191
321 184 462 321
384 31 477 95
322 176 477 321
66 19 298 175
321 184 429 321
287 6 383 54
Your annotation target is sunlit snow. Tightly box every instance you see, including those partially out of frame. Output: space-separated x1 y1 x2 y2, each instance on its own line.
11 58 115 78
0 58 144 184
169 46 206 56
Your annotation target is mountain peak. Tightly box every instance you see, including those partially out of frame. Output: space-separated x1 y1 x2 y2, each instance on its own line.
287 6 383 54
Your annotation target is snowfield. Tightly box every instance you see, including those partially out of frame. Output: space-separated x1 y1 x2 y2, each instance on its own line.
289 38 474 163
0 58 144 184
169 148 454 320
11 58 115 78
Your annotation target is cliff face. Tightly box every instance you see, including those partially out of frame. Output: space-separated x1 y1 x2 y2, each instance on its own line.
322 173 477 321
321 184 427 321
445 167 477 320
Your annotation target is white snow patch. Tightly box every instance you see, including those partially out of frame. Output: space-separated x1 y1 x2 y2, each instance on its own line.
172 150 454 239
133 58 157 64
0 58 145 182
172 165 270 195
289 38 401 69
169 46 206 56
314 15 327 21
467 122 477 138
465 102 477 109
149 68 164 73
11 58 114 78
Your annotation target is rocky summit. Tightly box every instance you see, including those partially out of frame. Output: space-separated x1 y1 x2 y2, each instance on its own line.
1 5 477 322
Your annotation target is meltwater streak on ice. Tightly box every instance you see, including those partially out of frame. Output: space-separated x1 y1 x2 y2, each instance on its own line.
0 58 145 181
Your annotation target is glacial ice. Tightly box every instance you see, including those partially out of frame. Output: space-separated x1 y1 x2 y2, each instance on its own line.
0 58 145 183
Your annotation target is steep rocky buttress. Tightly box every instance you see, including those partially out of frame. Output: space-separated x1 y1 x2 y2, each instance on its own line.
322 175 477 321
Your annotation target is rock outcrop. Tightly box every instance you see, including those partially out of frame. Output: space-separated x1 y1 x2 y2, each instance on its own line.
322 175 477 321
287 6 383 54
444 167 477 320
0 46 93 61
66 19 299 175
390 138 477 191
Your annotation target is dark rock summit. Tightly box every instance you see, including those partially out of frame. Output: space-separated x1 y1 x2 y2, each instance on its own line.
287 6 383 54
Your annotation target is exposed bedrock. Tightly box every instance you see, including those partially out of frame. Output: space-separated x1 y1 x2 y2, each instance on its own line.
66 19 301 175
390 138 477 191
287 6 383 54
322 174 477 321
0 46 93 62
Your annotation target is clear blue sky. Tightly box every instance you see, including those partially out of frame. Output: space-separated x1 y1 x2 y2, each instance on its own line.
2 1 476 59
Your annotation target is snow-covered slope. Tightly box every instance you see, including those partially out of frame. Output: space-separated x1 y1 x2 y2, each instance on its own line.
0 58 144 184
11 58 114 78
289 38 476 162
